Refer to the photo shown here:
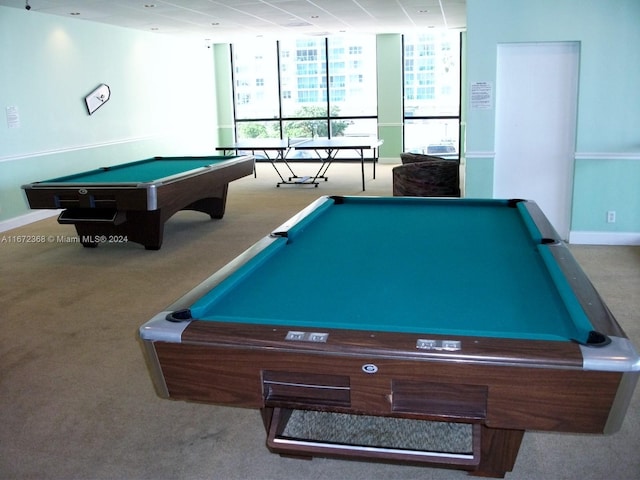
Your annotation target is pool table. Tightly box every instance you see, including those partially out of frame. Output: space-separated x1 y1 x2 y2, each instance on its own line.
139 196 639 477
22 155 254 249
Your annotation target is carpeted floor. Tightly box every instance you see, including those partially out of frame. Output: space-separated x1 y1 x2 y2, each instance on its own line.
1 162 639 479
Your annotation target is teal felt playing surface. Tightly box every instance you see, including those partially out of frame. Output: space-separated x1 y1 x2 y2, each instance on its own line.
190 197 594 342
40 156 237 184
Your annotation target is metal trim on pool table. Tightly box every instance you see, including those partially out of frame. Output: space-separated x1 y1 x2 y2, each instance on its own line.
139 311 191 342
142 155 254 186
269 196 334 234
269 437 475 461
580 337 640 372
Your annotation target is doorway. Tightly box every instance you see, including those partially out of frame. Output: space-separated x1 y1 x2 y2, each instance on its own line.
493 42 580 240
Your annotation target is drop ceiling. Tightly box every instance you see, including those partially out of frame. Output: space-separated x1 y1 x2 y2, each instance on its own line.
0 0 466 41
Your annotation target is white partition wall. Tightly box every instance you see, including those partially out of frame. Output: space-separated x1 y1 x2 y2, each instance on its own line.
493 42 580 240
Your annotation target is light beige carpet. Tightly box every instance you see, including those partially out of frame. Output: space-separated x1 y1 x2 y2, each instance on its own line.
1 162 638 479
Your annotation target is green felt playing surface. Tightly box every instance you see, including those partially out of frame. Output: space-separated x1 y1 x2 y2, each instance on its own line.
39 156 237 184
190 197 594 342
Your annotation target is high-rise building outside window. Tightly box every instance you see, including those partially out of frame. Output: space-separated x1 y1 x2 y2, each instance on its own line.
404 32 461 158
232 35 377 149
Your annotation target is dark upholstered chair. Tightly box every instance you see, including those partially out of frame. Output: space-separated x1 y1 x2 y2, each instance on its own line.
393 153 460 197
399 152 447 164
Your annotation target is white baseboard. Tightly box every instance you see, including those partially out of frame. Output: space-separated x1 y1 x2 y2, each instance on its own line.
0 210 60 233
569 231 640 245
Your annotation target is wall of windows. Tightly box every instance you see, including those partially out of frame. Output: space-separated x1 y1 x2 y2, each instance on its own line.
232 35 377 148
230 32 460 160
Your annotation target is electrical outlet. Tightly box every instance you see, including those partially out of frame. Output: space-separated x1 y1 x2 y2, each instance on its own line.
607 211 616 223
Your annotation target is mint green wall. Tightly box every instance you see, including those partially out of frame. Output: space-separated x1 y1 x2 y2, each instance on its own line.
573 159 640 231
376 34 404 161
0 7 217 223
213 44 235 146
466 0 640 242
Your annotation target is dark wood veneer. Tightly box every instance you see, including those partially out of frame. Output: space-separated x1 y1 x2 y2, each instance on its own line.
154 334 619 433
182 320 586 368
153 334 622 477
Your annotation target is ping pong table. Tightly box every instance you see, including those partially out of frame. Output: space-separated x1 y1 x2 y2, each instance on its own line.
216 137 383 191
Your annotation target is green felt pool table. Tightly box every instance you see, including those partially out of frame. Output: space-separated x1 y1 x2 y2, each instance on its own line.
22 155 254 249
139 196 639 477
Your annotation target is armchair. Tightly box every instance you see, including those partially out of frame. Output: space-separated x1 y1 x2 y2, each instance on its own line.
393 153 460 197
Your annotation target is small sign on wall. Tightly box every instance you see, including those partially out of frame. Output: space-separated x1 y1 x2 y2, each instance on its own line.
470 82 493 110
6 106 20 128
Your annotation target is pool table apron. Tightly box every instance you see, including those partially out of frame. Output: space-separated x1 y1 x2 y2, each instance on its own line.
144 325 630 435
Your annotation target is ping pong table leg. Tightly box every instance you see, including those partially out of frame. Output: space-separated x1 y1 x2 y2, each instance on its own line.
264 149 295 186
309 148 334 185
373 147 377 180
360 149 366 191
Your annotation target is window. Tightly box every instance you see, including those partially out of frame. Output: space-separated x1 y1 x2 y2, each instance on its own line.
330 76 346 88
281 38 327 117
232 42 279 121
403 32 461 158
327 35 376 118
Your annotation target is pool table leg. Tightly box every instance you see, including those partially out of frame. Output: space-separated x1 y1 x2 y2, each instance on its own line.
71 210 164 250
182 184 229 219
473 426 524 478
